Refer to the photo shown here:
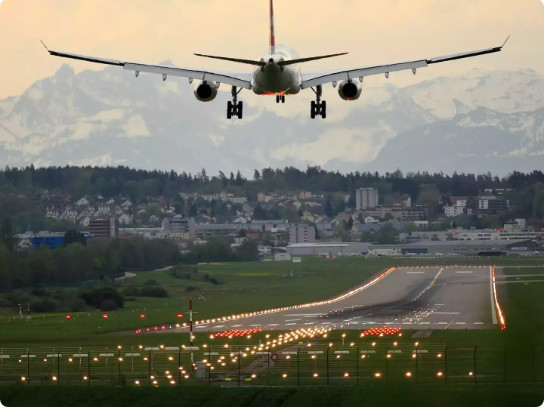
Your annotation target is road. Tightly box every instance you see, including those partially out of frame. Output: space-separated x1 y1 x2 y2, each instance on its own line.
165 265 497 334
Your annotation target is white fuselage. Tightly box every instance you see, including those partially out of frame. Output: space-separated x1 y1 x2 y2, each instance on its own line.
251 45 301 95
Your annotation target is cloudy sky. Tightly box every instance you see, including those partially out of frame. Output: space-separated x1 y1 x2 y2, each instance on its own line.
0 0 543 100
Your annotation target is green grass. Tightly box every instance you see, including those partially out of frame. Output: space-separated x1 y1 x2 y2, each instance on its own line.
0 384 543 407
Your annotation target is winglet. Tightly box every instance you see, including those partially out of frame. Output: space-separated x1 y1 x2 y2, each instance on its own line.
501 35 511 48
40 40 50 53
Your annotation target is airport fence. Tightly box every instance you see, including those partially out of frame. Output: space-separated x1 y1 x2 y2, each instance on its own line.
0 343 542 387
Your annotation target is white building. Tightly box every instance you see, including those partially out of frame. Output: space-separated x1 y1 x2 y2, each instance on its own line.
289 224 316 244
444 205 465 217
356 188 379 210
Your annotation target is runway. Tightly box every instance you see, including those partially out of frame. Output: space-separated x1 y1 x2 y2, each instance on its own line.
166 265 498 334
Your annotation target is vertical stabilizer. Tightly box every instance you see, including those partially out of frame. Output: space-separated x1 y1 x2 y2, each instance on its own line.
270 0 275 54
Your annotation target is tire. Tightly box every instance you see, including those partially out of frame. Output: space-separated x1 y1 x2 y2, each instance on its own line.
321 100 327 119
276 95 280 103
310 101 316 119
237 101 243 119
227 101 232 119
281 95 285 103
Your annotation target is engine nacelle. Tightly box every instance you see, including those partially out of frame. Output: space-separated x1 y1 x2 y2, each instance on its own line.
338 78 362 101
193 80 219 102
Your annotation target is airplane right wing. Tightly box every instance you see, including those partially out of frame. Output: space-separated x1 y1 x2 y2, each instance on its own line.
42 42 252 89
301 36 510 89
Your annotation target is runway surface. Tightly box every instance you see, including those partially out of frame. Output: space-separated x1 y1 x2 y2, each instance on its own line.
167 265 497 334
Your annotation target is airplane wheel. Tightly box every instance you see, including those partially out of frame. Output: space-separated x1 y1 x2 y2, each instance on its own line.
237 101 243 119
321 101 327 118
310 101 316 119
276 95 280 103
281 95 285 103
227 101 233 119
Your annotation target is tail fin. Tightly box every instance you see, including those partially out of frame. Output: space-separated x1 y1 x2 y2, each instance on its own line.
270 0 275 54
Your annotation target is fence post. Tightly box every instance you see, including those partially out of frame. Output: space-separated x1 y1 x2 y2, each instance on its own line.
326 347 330 385
57 352 60 385
88 353 91 386
415 349 419 384
208 345 211 385
267 348 271 387
473 346 477 384
148 351 151 386
356 347 359 386
297 347 300 386
118 349 121 386
26 349 30 385
237 350 241 387
178 348 181 386
385 354 389 383
444 345 447 383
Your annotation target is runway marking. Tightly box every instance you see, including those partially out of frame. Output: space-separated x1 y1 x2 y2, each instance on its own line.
418 322 430 325
412 268 443 301
497 280 544 284
285 313 324 316
434 304 445 306
268 324 279 327
286 323 296 326
196 325 207 329
444 319 455 329
438 322 448 325
430 312 460 315
473 322 484 324
455 271 473 274
212 325 225 328
231 324 242 328
489 266 498 325
407 271 424 274
455 322 466 325
285 319 301 322
502 274 544 277
249 324 261 327
303 322 316 325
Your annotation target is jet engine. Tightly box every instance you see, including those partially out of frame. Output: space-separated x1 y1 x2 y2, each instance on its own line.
338 79 362 100
193 80 219 102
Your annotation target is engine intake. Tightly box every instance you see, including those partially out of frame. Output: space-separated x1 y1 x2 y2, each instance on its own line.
338 79 362 100
194 80 219 102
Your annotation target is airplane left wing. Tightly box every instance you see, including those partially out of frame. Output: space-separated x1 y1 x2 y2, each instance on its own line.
42 43 252 89
301 37 509 89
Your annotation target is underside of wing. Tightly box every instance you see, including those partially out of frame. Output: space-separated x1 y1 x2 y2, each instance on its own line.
301 38 508 89
42 44 252 89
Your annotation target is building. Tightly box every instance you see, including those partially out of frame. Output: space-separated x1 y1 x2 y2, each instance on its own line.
88 217 118 238
478 198 509 213
164 215 195 234
356 188 378 210
286 242 370 257
289 224 316 244
444 205 465 218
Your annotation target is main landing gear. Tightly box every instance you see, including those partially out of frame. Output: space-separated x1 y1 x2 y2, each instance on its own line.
276 95 286 103
310 85 326 119
227 86 243 119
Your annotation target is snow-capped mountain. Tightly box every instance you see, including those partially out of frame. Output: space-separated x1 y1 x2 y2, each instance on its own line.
0 64 542 176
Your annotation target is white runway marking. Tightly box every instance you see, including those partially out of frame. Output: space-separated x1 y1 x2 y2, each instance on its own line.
303 322 316 325
231 324 242 328
473 322 484 324
212 325 225 328
285 313 324 316
455 322 466 325
268 324 279 327
434 304 445 306
285 319 301 322
418 322 430 325
438 322 448 325
250 324 261 327
407 271 424 274
455 271 473 274
430 312 460 315
196 325 207 329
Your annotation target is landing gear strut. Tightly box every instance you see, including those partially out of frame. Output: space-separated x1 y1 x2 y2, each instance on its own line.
276 95 286 103
310 85 326 119
227 86 243 119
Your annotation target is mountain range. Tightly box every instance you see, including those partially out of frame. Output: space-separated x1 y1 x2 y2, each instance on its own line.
0 64 542 177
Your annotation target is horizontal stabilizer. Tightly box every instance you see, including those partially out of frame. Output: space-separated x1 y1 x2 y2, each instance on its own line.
279 52 348 66
194 53 265 66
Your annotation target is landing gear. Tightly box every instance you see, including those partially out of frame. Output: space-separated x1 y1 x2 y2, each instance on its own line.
276 95 286 103
227 86 243 119
310 85 326 119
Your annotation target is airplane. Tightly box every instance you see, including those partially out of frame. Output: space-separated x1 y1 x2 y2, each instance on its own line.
42 1 509 120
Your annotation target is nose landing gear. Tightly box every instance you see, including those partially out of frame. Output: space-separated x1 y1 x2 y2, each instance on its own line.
276 95 286 103
227 86 243 119
310 85 326 119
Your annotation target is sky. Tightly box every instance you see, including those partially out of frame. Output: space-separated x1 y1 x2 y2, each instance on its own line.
0 0 543 100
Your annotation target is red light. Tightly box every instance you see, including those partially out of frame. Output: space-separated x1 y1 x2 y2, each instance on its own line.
65 315 71 320
140 314 145 319
177 313 183 318
102 314 108 319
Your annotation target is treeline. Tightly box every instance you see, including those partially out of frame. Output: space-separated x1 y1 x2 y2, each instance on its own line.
0 165 543 202
0 237 182 291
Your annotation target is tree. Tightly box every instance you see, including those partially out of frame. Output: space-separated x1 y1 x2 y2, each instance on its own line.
235 240 259 261
374 223 398 244
0 216 16 252
403 222 417 234
63 229 86 247
253 203 266 220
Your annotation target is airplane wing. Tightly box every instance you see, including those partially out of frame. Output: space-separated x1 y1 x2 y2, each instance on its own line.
301 37 510 89
41 42 252 89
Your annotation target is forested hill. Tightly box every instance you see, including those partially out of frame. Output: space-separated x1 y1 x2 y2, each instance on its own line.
0 165 543 202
